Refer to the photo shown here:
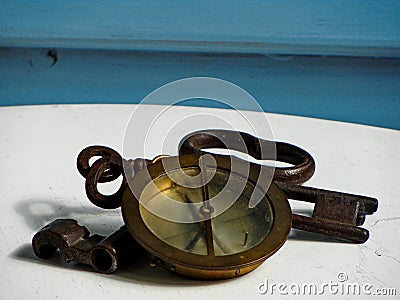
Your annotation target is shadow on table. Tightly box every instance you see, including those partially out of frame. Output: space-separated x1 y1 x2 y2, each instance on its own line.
11 197 345 287
10 242 223 287
289 208 348 243
10 197 230 287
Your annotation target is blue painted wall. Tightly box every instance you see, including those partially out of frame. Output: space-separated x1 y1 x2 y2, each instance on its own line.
1 48 399 129
0 1 399 129
1 0 399 56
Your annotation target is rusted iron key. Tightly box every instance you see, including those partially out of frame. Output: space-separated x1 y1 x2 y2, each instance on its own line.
32 220 141 273
32 130 378 275
180 130 378 243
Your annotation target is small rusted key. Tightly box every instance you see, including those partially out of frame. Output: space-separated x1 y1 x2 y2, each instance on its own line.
32 219 141 273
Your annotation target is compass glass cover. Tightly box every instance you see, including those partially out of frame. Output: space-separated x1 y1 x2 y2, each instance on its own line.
139 167 273 256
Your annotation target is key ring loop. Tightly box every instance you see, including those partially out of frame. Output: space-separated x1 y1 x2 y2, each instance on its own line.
179 130 315 185
84 155 126 209
77 146 152 209
77 145 122 182
77 146 126 209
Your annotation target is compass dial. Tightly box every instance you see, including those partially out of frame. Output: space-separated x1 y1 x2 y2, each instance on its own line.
138 167 273 256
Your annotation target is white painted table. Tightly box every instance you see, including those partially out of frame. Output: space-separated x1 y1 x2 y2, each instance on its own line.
1 105 398 299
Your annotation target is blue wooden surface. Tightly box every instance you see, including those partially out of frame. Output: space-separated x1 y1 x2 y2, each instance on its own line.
1 1 399 129
1 48 399 129
1 0 399 57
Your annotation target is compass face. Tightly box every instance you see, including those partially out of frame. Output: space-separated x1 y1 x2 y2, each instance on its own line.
121 154 291 280
139 167 273 256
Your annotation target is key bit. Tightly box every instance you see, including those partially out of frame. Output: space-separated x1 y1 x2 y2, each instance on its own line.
278 184 378 243
32 219 141 273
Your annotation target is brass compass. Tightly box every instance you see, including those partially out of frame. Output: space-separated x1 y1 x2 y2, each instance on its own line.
121 154 291 279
